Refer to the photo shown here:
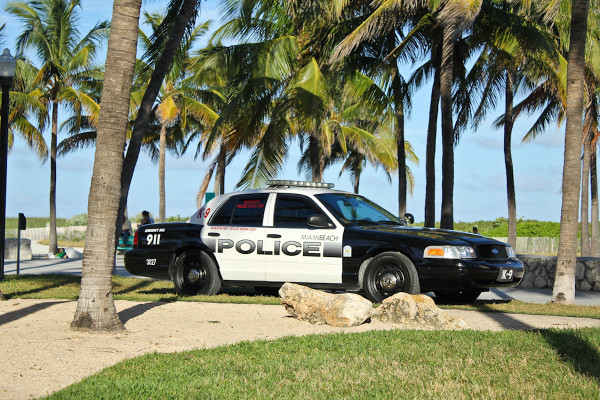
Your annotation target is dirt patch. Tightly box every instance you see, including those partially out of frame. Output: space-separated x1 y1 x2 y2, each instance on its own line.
1 299 599 399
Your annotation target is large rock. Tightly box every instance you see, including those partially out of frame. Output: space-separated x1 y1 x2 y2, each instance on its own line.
373 292 469 330
279 282 373 327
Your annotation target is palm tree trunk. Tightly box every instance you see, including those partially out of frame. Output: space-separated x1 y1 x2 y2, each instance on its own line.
553 0 590 304
504 70 517 249
49 100 59 255
392 67 407 217
159 123 167 222
71 0 142 331
580 127 591 256
591 148 599 256
214 144 226 195
440 24 455 230
309 133 323 182
117 0 198 235
425 66 440 228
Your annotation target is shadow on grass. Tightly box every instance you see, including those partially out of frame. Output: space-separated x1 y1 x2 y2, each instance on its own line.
0 300 69 326
114 279 157 295
541 330 600 384
1 274 80 298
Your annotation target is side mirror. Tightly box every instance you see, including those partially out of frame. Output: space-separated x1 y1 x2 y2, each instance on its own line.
403 213 414 225
307 214 332 228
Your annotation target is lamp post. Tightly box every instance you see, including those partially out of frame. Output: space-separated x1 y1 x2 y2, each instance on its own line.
0 48 16 282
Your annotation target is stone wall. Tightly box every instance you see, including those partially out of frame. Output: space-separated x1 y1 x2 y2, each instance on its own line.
518 255 600 291
4 238 33 260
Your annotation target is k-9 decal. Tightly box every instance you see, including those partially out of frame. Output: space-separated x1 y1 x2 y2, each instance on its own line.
209 238 342 257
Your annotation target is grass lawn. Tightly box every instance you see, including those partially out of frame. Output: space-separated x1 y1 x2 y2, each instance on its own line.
2 274 599 399
1 274 600 318
44 328 600 399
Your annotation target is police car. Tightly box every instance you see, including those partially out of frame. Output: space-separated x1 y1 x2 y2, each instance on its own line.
124 180 524 303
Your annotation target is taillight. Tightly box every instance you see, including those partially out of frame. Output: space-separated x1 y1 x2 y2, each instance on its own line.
133 230 139 247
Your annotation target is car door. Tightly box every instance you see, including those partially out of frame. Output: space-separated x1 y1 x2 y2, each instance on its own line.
202 193 269 281
264 193 343 283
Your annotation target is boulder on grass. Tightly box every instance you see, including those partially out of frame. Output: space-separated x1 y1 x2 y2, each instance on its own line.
373 292 469 330
279 282 373 327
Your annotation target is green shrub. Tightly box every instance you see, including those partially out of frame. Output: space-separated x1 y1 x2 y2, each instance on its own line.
417 218 562 238
58 230 86 242
66 214 87 226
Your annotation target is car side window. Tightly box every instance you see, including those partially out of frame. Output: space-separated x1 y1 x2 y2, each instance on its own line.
209 194 268 226
274 194 328 228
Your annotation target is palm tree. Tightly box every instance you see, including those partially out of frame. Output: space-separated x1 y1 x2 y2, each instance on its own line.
6 0 109 255
5 58 48 160
553 0 591 305
201 0 401 195
71 0 143 332
117 0 200 237
138 12 210 221
465 1 560 248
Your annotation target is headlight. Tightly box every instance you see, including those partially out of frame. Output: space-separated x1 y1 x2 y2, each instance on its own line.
424 245 477 259
506 246 516 259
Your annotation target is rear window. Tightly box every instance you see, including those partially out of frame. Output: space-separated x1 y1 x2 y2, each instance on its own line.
209 194 268 226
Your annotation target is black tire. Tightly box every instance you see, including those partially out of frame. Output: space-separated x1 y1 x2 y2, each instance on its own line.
173 250 221 296
362 252 420 303
434 289 482 304
253 286 281 297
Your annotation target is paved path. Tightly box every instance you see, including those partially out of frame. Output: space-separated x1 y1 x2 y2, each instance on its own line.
3 241 600 306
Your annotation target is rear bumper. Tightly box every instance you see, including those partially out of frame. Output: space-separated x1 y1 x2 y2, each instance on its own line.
124 249 173 280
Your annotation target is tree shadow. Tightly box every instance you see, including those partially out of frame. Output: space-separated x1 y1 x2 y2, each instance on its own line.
118 302 165 324
540 330 600 384
0 300 69 326
114 279 156 295
2 274 80 298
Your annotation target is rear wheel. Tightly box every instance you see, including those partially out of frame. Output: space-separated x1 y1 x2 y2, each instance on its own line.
434 289 482 304
363 252 420 303
173 250 221 296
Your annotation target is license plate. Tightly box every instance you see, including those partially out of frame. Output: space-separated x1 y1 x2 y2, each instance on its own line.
497 268 514 282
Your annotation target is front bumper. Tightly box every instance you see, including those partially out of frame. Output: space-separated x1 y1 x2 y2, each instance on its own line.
417 257 524 292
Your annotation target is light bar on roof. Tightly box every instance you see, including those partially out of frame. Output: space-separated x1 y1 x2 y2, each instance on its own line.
266 180 334 189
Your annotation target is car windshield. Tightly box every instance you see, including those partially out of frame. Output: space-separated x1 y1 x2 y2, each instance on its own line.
315 193 404 227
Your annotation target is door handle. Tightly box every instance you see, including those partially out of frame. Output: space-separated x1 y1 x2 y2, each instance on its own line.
208 232 220 237
267 234 281 238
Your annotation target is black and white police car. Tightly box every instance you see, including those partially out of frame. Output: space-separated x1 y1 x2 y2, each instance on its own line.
124 180 524 303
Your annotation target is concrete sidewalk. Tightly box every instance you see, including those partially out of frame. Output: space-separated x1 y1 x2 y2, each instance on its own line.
3 240 134 277
3 241 600 306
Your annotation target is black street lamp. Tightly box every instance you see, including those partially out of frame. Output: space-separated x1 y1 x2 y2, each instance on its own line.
0 48 16 282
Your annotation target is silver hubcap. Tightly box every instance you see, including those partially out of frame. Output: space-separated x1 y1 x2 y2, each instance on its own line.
380 273 398 291
187 268 201 283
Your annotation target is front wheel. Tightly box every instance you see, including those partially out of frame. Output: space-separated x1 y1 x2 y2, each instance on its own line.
434 289 482 304
362 252 420 303
173 250 221 296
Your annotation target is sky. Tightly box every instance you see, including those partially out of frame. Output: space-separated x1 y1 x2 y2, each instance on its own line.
0 0 567 223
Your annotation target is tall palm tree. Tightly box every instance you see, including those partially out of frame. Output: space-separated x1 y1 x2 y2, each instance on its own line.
203 0 400 195
71 0 143 332
5 58 48 160
553 0 591 305
117 0 200 243
6 0 109 255
437 0 483 229
138 12 211 221
465 0 560 248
